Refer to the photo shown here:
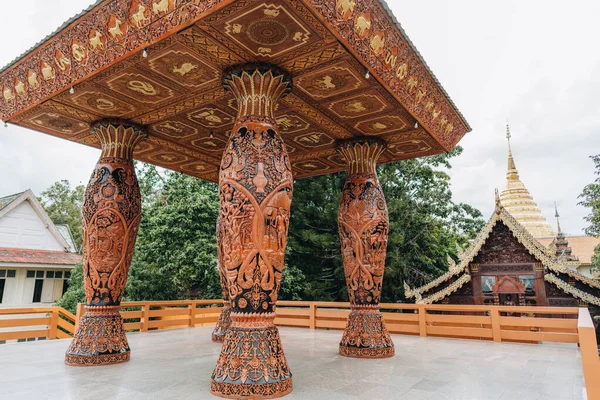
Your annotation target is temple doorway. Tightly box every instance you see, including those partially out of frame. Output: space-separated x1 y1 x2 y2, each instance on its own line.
492 276 526 306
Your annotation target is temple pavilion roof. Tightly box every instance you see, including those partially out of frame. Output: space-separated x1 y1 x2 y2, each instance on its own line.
0 0 471 182
404 191 600 306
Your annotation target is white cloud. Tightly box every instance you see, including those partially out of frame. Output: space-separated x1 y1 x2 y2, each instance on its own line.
391 0 600 234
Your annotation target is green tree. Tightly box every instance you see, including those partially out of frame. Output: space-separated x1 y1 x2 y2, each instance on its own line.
378 147 484 301
58 165 222 307
579 155 600 237
60 147 484 306
126 169 221 301
39 180 85 251
578 154 600 270
285 172 346 301
56 264 84 314
285 146 484 303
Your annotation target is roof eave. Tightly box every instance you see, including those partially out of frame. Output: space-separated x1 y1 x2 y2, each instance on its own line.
0 0 106 75
377 0 471 132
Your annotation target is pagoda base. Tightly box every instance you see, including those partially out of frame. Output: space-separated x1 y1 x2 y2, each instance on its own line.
211 316 292 399
65 306 130 366
212 301 233 342
339 307 394 358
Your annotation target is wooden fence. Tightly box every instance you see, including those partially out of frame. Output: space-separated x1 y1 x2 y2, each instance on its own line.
0 300 587 343
1 301 598 397
275 301 582 344
0 306 76 341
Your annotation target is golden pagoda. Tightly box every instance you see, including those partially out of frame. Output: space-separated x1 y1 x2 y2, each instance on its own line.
499 123 554 237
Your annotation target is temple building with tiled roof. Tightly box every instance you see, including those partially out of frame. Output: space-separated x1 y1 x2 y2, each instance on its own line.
533 203 600 277
404 124 600 314
405 191 600 319
0 190 80 305
496 124 599 277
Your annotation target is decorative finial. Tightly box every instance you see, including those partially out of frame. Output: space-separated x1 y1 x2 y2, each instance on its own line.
403 281 413 298
505 119 518 178
554 201 562 234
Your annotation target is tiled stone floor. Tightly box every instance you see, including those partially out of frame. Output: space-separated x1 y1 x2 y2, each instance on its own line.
0 326 587 400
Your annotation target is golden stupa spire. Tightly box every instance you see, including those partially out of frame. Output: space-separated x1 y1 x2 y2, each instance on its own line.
499 121 554 237
506 121 519 180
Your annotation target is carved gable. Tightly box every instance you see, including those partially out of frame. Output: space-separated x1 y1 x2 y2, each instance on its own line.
472 222 538 265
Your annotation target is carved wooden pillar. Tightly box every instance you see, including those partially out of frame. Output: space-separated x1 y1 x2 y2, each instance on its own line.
211 64 293 398
337 139 394 358
212 217 232 342
65 120 146 366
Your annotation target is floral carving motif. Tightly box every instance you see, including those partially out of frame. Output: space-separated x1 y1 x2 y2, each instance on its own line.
339 309 394 357
65 307 130 366
65 121 146 366
213 217 233 342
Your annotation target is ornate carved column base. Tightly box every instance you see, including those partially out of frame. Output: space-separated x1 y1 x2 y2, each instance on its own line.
65 306 130 366
211 315 293 399
339 307 394 359
212 301 233 343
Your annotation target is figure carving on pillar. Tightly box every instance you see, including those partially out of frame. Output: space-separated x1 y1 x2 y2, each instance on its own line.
337 139 394 358
213 216 232 342
210 64 294 399
65 120 146 366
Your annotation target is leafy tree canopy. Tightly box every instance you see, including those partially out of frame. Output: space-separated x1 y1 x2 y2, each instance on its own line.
39 180 85 251
286 146 484 303
126 165 221 301
57 164 221 312
57 146 484 310
578 154 600 269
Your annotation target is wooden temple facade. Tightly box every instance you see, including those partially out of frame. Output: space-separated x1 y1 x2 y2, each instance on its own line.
405 193 600 319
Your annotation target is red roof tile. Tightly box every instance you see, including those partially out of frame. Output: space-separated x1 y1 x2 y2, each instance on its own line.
0 248 81 265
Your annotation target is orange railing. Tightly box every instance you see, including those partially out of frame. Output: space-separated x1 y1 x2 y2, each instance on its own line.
73 299 224 332
1 301 598 397
578 308 600 400
0 306 76 341
0 300 585 343
274 302 582 343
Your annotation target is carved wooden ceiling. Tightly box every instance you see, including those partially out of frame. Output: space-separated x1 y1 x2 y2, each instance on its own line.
0 0 471 182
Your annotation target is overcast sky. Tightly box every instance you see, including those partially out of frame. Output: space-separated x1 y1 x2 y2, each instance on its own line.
0 1 598 234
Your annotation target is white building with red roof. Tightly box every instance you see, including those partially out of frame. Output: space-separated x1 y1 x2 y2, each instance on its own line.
0 190 80 305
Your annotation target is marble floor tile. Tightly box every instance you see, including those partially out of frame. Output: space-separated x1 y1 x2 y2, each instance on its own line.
0 326 586 400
